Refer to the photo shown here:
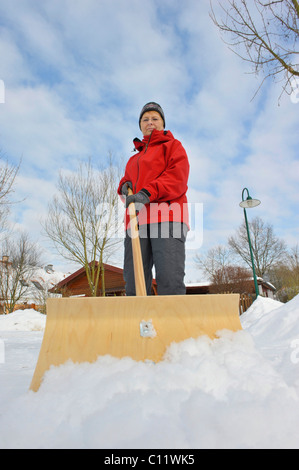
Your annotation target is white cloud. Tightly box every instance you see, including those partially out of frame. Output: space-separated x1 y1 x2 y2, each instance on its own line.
2 86 88 172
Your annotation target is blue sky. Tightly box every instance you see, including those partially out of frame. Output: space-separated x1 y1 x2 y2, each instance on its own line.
0 0 298 282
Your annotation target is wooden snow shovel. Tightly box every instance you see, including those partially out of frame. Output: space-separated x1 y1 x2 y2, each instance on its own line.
29 190 242 392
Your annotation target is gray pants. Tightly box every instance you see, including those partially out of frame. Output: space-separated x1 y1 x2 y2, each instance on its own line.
124 222 187 296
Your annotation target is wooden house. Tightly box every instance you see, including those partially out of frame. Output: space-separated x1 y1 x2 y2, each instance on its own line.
49 262 158 297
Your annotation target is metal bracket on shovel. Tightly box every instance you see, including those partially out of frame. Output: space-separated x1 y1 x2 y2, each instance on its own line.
140 320 157 338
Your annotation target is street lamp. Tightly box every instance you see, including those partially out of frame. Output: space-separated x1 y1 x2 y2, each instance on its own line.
239 188 261 298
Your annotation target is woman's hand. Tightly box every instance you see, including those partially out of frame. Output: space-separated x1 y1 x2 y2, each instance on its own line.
125 190 150 213
121 181 133 196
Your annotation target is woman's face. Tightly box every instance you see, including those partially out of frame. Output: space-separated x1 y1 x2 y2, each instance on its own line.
140 111 164 136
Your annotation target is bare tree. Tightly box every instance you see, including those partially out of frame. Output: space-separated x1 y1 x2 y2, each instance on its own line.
210 0 299 99
210 265 252 293
195 244 234 279
43 157 123 297
269 244 299 301
195 245 252 292
0 155 20 232
228 216 287 277
0 232 41 313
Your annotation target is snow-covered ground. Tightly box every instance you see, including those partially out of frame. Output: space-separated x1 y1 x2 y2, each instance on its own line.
0 295 299 449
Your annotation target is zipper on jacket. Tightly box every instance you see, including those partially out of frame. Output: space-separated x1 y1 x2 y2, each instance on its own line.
135 130 153 193
144 130 153 152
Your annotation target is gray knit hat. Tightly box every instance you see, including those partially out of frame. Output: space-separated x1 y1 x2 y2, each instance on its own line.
139 102 165 129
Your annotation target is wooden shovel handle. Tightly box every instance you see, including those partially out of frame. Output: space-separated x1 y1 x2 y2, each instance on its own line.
127 187 147 296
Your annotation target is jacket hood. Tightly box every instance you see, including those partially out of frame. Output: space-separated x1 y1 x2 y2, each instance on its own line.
133 129 174 152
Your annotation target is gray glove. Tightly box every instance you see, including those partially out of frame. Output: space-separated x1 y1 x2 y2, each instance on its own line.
125 190 150 213
121 181 133 196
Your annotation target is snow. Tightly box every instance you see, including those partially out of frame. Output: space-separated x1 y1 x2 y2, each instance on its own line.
0 296 299 449
0 309 46 331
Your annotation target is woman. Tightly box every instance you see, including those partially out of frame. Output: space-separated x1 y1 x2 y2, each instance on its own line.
118 102 190 295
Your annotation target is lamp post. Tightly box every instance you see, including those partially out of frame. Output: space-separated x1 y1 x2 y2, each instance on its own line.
239 188 261 298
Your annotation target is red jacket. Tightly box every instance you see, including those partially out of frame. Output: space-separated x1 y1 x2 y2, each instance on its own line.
118 129 190 229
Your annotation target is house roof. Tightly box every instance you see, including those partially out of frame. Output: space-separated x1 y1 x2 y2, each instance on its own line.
51 262 124 290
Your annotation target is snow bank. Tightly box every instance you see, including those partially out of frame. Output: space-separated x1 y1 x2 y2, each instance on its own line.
242 295 299 388
0 309 46 331
0 296 299 449
242 294 299 343
240 295 283 329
